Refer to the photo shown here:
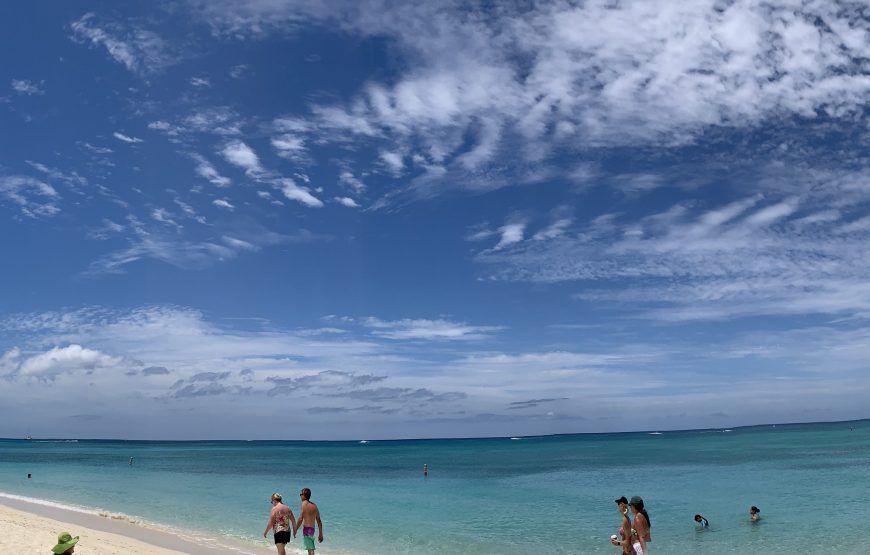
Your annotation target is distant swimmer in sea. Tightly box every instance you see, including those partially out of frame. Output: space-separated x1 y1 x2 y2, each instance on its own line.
694 514 709 527
423 463 428 477
750 505 761 522
51 531 79 554
27 473 31 479
630 496 651 555
294 487 324 555
129 457 134 466
611 496 634 554
264 492 296 555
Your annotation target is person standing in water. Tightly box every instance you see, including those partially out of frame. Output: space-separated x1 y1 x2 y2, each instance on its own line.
264 492 296 555
611 496 633 554
423 463 428 477
694 514 709 527
750 506 761 521
629 496 651 554
294 487 323 554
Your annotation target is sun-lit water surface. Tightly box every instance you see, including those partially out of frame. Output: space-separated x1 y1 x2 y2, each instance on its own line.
1 420 868 554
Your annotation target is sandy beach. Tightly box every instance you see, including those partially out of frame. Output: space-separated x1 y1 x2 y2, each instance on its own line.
0 496 272 555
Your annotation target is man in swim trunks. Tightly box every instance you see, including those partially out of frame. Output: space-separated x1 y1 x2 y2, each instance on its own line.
294 487 324 554
264 492 296 555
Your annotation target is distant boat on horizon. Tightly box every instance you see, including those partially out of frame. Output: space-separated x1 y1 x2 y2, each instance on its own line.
25 434 32 440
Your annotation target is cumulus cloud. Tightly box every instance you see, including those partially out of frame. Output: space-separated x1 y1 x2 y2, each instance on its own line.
212 198 235 210
3 344 121 380
335 196 359 208
274 178 323 207
221 140 262 175
186 1 870 203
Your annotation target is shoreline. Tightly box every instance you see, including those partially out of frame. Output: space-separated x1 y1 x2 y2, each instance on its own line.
0 493 273 555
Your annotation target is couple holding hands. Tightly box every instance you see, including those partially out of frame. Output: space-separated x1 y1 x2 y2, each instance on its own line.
264 489 324 555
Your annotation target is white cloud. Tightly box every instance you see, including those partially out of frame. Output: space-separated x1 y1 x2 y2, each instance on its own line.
271 134 307 161
335 197 359 208
8 344 121 380
150 208 181 228
379 151 404 175
532 218 572 240
274 178 323 208
494 221 526 250
338 170 365 193
212 199 235 210
190 76 210 87
10 79 44 95
0 176 60 218
187 1 870 203
190 154 231 187
70 13 176 75
113 131 143 144
479 169 870 321
362 317 503 341
221 140 262 175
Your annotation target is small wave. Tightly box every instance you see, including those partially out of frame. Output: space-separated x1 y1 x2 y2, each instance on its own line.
359 440 369 444
509 437 522 440
648 432 663 435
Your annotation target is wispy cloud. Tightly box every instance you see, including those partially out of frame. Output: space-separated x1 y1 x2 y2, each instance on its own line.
212 199 234 210
70 13 176 75
362 317 503 341
10 79 44 95
478 168 870 321
190 154 231 187
113 131 143 144
0 175 60 218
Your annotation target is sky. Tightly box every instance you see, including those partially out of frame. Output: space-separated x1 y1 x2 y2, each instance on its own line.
2 0 870 440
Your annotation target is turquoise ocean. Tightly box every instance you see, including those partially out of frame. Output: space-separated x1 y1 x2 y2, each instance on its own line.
1 420 868 554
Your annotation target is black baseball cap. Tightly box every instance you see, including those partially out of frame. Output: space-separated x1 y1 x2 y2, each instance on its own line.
615 496 628 504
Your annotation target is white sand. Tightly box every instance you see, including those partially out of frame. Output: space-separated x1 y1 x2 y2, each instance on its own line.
0 497 273 555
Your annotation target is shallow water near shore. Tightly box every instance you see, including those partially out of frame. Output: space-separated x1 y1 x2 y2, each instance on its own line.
1 420 868 554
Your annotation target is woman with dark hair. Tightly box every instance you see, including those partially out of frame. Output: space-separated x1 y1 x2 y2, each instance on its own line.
750 505 761 522
629 496 651 555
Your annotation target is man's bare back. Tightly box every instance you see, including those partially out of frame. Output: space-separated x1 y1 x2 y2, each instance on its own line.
294 488 323 554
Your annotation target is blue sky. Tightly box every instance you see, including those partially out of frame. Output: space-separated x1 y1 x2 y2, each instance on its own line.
2 1 870 439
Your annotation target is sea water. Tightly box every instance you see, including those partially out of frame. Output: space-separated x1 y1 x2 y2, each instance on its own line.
1 420 868 554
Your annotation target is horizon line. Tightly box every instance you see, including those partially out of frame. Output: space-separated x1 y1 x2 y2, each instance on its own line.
4 415 866 443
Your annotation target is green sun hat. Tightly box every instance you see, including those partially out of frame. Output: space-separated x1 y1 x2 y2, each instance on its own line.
51 532 79 554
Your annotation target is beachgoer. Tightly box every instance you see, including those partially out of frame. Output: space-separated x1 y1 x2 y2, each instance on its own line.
750 506 760 522
27 473 31 479
263 492 296 555
611 496 634 554
423 463 428 477
629 496 651 555
129 457 134 466
294 487 323 554
694 514 708 527
51 532 79 554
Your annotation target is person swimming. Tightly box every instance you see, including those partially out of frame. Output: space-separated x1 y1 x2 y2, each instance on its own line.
694 514 708 527
750 506 761 522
